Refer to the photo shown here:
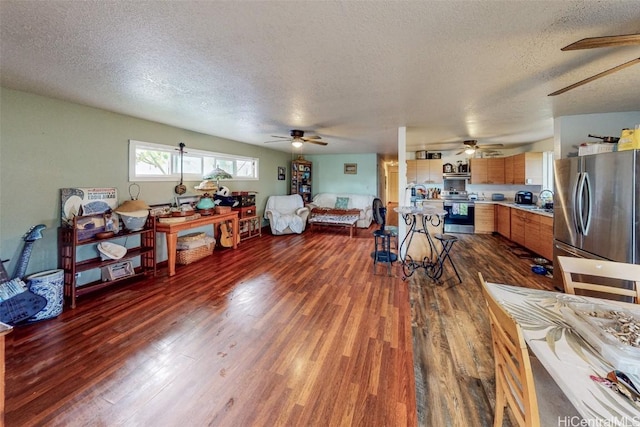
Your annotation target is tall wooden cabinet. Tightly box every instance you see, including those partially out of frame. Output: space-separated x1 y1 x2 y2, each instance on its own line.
291 159 312 203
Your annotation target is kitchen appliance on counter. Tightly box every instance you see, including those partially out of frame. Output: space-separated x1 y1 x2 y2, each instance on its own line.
515 191 533 204
441 190 474 234
553 150 639 294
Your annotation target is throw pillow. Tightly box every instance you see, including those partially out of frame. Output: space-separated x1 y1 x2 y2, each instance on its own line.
335 197 350 209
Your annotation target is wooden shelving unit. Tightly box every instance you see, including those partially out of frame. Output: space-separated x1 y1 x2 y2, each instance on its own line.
291 159 312 203
58 214 156 308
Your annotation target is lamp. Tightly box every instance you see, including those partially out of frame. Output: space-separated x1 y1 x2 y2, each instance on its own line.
291 137 303 148
465 148 475 155
203 167 232 188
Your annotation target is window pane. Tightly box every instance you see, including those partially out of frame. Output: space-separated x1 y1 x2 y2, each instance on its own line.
236 160 254 177
135 148 170 175
216 160 234 175
174 154 202 175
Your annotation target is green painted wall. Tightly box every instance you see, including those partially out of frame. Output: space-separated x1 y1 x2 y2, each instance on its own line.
0 88 292 276
304 153 378 197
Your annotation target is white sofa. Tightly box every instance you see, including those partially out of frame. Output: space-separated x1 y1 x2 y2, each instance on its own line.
307 193 375 228
264 194 310 235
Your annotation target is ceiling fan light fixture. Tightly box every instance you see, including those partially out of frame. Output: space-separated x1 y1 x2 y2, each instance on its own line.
465 148 476 155
291 138 303 148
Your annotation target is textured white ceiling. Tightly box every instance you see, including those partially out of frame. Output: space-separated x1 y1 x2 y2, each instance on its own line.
1 1 639 156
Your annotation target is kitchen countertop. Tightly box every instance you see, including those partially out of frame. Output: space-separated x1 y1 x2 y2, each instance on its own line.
474 200 553 218
414 198 553 218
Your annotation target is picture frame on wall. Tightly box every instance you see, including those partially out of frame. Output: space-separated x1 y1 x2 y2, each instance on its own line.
344 163 357 174
277 166 285 180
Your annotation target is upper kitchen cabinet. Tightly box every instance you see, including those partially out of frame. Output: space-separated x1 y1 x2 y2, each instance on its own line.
512 152 542 185
504 156 514 184
407 159 443 184
470 158 505 184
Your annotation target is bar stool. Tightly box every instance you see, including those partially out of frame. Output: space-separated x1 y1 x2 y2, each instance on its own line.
433 233 462 283
371 229 397 276
385 225 399 249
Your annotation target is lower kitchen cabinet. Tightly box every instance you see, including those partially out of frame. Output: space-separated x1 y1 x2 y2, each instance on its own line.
510 208 526 246
474 204 495 234
497 204 553 260
496 204 511 238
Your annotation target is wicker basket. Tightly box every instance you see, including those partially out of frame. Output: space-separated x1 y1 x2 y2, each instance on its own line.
176 243 214 265
215 206 232 214
177 232 206 243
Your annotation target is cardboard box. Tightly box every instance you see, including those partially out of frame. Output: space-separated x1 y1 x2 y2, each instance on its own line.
578 143 617 156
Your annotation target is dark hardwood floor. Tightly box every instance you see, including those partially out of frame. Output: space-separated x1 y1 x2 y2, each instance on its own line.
5 226 554 426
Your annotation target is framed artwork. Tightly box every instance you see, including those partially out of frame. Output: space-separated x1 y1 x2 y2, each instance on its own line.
278 166 285 180
344 163 357 174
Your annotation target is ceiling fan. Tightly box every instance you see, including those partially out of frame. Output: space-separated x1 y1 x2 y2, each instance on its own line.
264 129 328 147
549 33 640 96
455 140 503 155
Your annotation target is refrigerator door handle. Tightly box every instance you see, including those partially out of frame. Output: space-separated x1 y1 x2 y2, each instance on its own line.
575 172 586 235
582 172 592 236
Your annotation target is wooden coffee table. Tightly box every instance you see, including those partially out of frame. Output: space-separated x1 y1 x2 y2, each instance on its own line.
309 208 360 237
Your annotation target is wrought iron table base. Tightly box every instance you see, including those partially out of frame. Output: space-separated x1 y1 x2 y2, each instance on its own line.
395 207 448 282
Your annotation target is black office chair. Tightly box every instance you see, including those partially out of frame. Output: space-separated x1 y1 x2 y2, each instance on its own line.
370 198 397 276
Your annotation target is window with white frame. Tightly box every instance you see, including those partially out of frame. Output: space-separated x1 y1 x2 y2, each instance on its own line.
129 140 259 182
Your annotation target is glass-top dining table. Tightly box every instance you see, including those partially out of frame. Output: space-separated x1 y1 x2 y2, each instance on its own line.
487 282 640 425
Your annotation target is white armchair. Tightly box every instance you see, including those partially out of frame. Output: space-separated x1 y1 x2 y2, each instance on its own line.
264 194 310 235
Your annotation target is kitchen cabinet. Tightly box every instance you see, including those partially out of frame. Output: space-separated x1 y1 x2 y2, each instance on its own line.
407 159 443 184
470 158 505 184
512 152 543 185
59 214 156 308
474 204 495 234
496 204 511 239
504 156 514 184
524 212 553 260
537 215 553 260
510 208 526 246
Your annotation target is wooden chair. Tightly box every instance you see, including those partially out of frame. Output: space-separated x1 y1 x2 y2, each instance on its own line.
479 273 581 426
557 256 640 303
478 272 539 427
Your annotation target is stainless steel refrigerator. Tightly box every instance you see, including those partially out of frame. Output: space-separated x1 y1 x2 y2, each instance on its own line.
553 150 639 291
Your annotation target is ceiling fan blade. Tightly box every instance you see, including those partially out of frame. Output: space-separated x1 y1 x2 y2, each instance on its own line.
562 34 640 51
302 135 321 140
479 144 504 149
455 149 466 155
264 139 288 144
269 135 290 139
548 57 640 96
306 140 328 146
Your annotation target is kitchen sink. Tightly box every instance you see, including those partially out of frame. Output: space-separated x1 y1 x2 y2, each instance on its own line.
512 204 553 213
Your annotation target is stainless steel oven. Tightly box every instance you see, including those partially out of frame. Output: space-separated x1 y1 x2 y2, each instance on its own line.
443 199 475 234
